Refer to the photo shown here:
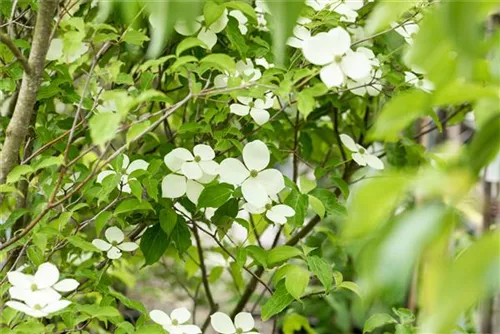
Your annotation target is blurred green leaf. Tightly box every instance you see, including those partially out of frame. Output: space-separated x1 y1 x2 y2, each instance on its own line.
363 313 397 333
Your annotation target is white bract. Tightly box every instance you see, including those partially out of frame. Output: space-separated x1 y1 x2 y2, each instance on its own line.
162 145 219 204
56 172 81 196
404 71 435 93
150 307 201 334
302 27 372 88
230 96 274 125
331 0 365 22
346 68 382 96
287 25 311 49
96 154 149 193
243 201 295 225
228 10 248 34
211 312 259 334
392 21 419 45
219 140 285 207
214 59 261 88
6 262 78 318
340 134 384 170
174 11 227 50
92 226 138 259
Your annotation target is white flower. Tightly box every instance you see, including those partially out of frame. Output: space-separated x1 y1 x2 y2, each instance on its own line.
340 134 384 170
96 154 149 193
211 312 259 334
306 0 334 11
214 59 262 88
174 11 229 49
331 0 365 22
162 145 218 204
219 140 285 207
150 307 201 334
404 71 434 93
6 298 71 318
392 21 419 45
346 68 382 96
287 25 311 49
6 262 78 318
92 226 139 259
228 10 248 34
230 96 274 125
243 201 295 225
302 27 372 88
254 58 274 69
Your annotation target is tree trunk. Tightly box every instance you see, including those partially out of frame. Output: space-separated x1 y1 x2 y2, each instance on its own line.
0 0 58 201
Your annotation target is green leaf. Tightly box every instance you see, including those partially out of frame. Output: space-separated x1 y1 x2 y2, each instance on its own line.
78 305 121 319
95 211 112 236
140 224 170 266
171 218 191 255
114 199 154 215
176 37 208 56
170 55 199 72
268 245 302 266
343 172 410 239
6 165 33 183
198 183 233 208
284 189 308 226
246 245 268 267
27 246 44 266
466 113 500 174
307 256 333 291
309 189 346 217
159 207 178 236
296 90 315 118
67 235 99 252
34 156 63 171
89 112 121 149
0 209 28 231
200 54 236 73
363 313 397 333
204 1 225 27
261 281 295 321
264 0 305 66
308 195 325 219
369 90 432 142
421 232 500 333
285 265 310 300
339 281 362 298
225 18 249 58
224 1 257 21
122 29 150 46
126 121 151 144
365 0 417 34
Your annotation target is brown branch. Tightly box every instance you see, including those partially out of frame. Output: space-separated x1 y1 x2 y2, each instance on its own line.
0 0 59 202
0 33 31 74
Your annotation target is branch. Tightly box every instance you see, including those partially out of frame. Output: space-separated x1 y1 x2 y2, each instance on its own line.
0 33 31 74
0 0 59 202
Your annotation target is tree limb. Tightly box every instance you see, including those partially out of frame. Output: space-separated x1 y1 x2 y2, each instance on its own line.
0 1 59 201
0 33 31 74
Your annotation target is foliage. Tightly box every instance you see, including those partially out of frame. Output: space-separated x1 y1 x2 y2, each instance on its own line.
0 0 499 333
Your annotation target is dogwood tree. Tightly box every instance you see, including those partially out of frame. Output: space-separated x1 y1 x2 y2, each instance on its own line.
0 1 499 333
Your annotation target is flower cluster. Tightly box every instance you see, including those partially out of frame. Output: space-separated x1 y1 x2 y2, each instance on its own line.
6 262 79 318
92 226 139 259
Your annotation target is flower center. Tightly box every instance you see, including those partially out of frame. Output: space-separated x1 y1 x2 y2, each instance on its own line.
358 147 366 154
34 304 42 310
172 319 179 326
111 241 119 246
250 170 258 177
248 101 255 108
334 55 343 63
265 203 272 210
31 283 38 291
194 155 201 162
236 328 243 334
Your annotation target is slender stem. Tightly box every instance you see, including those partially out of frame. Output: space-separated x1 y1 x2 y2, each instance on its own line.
0 33 30 74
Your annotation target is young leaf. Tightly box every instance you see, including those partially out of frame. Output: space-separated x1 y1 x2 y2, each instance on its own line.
268 245 302 266
198 183 233 208
261 281 295 321
140 224 170 266
285 265 310 300
307 256 333 291
363 313 397 333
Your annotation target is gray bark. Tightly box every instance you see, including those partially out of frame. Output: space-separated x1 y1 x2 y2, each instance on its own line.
0 1 58 197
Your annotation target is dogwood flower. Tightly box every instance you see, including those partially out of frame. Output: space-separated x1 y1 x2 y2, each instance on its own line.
255 58 274 69
219 140 285 207
92 226 139 259
404 71 434 93
331 0 365 22
287 25 311 49
96 154 149 193
7 262 79 304
6 298 71 318
211 312 259 334
243 201 295 225
346 68 382 96
230 96 274 125
214 59 261 88
340 134 384 170
392 21 419 45
302 27 372 88
306 0 335 11
150 307 201 334
174 11 228 49
162 145 219 203
228 10 248 34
